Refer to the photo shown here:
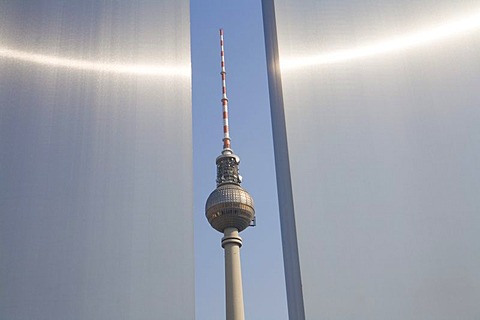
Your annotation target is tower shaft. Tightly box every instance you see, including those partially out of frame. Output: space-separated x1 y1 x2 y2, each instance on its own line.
222 227 245 320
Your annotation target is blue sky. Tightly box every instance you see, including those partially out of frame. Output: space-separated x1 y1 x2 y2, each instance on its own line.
191 1 288 319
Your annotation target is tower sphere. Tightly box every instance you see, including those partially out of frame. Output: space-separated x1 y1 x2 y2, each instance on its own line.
206 184 255 233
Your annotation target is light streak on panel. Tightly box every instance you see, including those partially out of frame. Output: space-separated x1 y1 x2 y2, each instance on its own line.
281 10 480 70
0 47 190 77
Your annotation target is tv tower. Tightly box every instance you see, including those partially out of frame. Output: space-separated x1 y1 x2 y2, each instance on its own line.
205 29 255 320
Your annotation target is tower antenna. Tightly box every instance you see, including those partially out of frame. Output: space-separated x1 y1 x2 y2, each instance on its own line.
220 28 231 151
205 29 255 320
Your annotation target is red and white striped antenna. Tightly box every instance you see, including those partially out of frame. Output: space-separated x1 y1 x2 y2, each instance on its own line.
220 28 231 151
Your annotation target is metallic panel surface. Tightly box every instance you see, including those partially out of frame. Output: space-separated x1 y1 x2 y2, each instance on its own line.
264 1 480 319
0 2 193 319
262 1 305 319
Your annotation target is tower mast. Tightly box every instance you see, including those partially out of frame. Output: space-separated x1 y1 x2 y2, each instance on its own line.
220 28 231 151
205 29 255 320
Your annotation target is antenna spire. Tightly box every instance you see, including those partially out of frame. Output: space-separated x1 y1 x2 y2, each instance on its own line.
220 28 231 151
